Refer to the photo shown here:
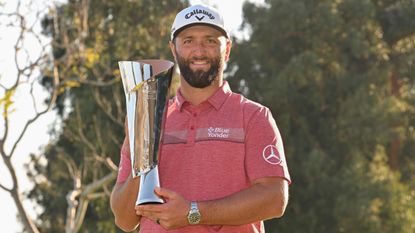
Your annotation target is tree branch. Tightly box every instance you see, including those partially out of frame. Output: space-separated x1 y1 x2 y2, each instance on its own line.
0 182 12 192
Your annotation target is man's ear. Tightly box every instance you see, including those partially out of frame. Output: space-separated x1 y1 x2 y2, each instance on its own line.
169 41 177 61
224 39 232 62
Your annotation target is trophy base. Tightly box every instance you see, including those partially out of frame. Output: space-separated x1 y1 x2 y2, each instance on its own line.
139 202 163 205
136 165 164 205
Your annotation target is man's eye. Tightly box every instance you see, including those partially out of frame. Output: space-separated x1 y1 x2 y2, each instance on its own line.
207 39 216 44
183 39 192 44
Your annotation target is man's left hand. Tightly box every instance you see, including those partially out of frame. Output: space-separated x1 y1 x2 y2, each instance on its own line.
135 187 190 230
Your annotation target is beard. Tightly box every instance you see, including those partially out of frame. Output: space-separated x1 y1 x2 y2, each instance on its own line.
175 50 222 88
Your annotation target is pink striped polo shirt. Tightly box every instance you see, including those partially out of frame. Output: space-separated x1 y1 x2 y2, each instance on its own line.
117 81 291 233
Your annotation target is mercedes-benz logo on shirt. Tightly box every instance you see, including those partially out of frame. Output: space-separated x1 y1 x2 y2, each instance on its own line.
262 145 282 165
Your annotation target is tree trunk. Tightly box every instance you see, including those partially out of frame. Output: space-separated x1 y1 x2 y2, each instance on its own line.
3 155 40 233
65 171 117 233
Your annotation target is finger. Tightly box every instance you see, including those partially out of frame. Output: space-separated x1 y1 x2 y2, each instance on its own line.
135 209 143 216
136 204 164 214
135 206 155 216
136 208 159 221
154 187 177 200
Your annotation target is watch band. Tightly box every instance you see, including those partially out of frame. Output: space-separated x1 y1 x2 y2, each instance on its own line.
191 201 198 210
187 201 201 225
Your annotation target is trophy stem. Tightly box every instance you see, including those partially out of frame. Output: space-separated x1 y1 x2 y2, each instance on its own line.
136 165 164 205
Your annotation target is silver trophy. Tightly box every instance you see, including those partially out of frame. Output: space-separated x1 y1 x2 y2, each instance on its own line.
118 60 174 205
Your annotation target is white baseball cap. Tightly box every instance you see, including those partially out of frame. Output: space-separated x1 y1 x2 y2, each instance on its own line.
171 4 230 40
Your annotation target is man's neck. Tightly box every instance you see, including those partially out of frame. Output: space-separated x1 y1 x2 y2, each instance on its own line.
179 77 223 106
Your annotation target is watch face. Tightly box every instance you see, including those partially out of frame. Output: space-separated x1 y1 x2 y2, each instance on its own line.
188 210 201 224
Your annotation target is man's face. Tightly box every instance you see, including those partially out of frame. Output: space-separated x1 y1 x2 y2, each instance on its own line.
170 25 231 88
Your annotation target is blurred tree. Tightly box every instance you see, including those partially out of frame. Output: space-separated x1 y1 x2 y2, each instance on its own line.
228 0 415 232
27 0 186 232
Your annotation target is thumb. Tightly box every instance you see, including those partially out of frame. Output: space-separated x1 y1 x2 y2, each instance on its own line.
154 187 176 200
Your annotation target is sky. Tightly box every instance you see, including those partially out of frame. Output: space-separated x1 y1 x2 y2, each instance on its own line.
0 0 264 232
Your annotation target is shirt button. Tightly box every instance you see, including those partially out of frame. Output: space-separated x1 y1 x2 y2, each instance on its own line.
190 126 194 130
193 113 197 117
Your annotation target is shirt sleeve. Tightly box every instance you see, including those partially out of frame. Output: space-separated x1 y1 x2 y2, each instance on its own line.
116 136 132 183
244 107 291 184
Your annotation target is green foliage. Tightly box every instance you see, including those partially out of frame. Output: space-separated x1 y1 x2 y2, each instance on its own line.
331 146 415 233
229 0 415 232
0 87 16 117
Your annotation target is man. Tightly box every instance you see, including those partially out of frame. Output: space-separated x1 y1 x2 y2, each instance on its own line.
110 4 291 233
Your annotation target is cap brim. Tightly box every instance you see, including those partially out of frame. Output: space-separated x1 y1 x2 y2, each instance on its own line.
172 23 229 40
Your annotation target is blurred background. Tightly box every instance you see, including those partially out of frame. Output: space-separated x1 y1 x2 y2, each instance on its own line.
0 0 414 232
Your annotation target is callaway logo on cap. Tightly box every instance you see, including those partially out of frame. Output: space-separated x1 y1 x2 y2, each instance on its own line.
171 4 229 40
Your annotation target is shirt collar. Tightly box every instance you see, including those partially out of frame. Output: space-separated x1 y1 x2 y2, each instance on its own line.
174 81 232 111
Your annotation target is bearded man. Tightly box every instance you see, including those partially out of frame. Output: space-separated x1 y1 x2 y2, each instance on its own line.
110 4 291 233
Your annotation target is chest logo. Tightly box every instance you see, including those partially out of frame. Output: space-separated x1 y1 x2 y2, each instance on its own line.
207 127 230 139
262 145 282 165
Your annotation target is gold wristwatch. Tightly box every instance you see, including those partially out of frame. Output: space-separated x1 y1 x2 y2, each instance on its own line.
187 201 201 225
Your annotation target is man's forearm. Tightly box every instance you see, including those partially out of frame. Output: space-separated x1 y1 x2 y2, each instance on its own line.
135 177 289 230
110 176 141 231
198 177 289 226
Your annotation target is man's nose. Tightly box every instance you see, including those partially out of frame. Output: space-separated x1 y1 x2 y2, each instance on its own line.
192 41 207 54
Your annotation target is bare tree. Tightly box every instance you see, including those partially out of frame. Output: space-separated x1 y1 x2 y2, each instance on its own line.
0 1 58 232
